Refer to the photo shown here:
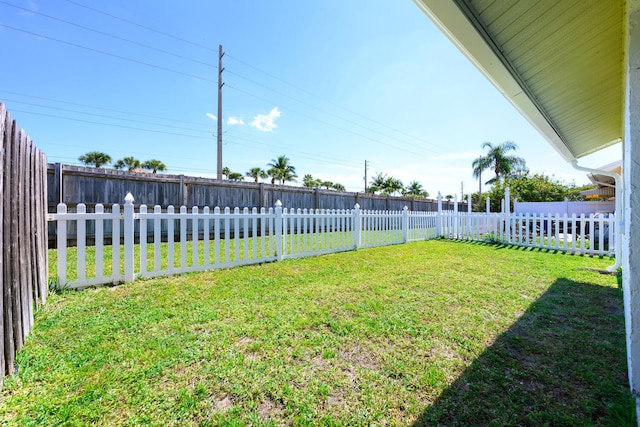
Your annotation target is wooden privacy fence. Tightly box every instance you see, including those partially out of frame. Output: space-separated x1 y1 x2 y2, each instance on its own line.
48 194 439 289
46 164 455 248
0 103 48 387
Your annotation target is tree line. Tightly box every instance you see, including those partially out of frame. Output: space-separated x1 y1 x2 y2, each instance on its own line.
78 152 433 196
78 151 167 174
366 172 429 198
469 141 598 211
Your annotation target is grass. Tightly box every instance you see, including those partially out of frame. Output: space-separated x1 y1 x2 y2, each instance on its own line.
49 230 404 286
1 240 633 426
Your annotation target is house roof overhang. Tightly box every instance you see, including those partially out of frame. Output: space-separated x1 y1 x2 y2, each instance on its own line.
412 0 629 162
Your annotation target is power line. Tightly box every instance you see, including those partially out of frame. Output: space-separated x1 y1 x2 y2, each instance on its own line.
0 1 217 69
16 0 445 156
0 24 215 83
225 66 444 154
4 1 452 175
13 0 446 156
8 109 214 140
223 132 355 167
3 99 214 134
0 90 214 128
225 84 429 157
226 53 445 149
10 109 358 169
62 0 217 53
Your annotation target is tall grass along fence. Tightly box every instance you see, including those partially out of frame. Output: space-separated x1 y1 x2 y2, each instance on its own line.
0 103 48 387
48 190 615 290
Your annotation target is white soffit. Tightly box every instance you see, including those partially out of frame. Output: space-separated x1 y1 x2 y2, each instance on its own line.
413 0 625 162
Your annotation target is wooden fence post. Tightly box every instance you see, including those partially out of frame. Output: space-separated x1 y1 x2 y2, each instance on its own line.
123 193 135 283
259 183 266 208
275 200 283 261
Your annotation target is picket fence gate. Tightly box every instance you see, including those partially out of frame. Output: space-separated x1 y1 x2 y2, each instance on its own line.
48 193 615 290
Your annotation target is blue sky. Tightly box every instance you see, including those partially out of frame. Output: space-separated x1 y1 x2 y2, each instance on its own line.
0 0 621 199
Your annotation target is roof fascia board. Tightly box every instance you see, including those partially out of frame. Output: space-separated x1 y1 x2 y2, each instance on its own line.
413 0 577 162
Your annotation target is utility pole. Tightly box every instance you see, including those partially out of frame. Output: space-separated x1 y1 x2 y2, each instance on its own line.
461 181 464 201
217 44 225 180
364 160 369 193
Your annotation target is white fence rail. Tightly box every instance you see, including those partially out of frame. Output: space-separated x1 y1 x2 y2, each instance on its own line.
48 193 616 289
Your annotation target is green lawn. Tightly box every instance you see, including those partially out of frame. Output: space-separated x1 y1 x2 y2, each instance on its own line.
1 240 633 426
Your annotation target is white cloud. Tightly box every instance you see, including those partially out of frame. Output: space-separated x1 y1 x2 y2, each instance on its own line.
206 113 217 121
227 116 244 126
250 107 280 132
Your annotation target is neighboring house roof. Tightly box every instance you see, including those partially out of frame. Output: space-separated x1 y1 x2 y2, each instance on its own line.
413 0 628 162
587 160 622 188
580 160 621 199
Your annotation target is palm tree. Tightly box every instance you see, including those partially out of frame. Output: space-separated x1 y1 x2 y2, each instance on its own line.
267 155 297 185
228 172 244 181
114 156 141 171
246 167 268 183
222 166 231 179
321 181 334 190
142 159 167 174
368 172 387 194
472 155 492 197
332 183 345 192
303 174 322 188
79 151 111 168
444 194 453 210
404 181 428 197
267 168 279 184
475 141 526 185
382 177 404 196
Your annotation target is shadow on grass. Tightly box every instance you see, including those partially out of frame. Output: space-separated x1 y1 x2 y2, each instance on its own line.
413 277 635 427
452 239 617 265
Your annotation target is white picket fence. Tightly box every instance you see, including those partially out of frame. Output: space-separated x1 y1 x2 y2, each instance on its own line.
48 193 614 289
49 195 439 289
441 211 615 255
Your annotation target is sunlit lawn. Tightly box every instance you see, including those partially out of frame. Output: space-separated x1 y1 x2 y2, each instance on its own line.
2 240 633 426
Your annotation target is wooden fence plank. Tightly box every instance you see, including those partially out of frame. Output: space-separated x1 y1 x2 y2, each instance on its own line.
9 121 23 358
38 150 48 304
1 112 13 377
0 104 5 386
3 118 16 375
18 131 33 339
0 105 48 387
29 143 39 305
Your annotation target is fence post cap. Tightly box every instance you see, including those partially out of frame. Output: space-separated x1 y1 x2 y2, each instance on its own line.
354 203 360 209
275 200 282 207
403 206 408 211
124 192 134 204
